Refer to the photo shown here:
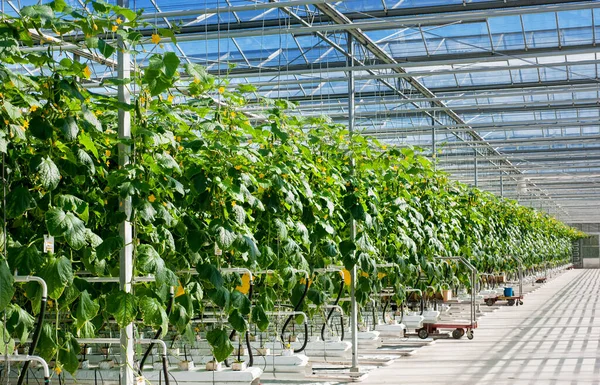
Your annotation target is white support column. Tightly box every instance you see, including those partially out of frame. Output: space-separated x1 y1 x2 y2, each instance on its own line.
117 0 134 383
347 33 359 374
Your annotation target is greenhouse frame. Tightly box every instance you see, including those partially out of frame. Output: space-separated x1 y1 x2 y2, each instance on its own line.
1 1 600 384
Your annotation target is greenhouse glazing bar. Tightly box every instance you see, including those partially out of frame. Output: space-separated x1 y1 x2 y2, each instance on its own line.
154 2 600 41
138 0 338 19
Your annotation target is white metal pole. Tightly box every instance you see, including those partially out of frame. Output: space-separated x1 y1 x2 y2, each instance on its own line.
347 33 359 374
117 0 134 383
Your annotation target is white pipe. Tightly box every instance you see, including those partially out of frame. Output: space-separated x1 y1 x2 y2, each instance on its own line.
221 268 253 282
76 276 155 283
313 265 344 273
2 355 50 380
178 267 253 281
14 276 47 299
290 268 309 279
309 304 344 316
265 311 308 323
76 338 168 356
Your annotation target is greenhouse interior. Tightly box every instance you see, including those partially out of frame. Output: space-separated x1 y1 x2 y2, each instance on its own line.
1 0 600 384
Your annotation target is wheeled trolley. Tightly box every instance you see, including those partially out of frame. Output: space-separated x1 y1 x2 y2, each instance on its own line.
416 321 477 340
485 295 524 306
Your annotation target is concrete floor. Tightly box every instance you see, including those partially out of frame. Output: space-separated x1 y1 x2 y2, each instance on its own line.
361 269 600 385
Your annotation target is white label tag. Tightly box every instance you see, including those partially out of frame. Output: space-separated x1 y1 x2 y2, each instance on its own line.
214 244 222 256
43 234 54 254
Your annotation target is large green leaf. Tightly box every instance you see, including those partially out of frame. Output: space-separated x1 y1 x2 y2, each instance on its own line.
6 186 36 218
98 39 115 58
251 304 269 331
58 116 79 141
230 290 251 315
209 286 229 309
37 324 57 361
106 291 137 328
6 304 35 344
81 106 102 131
75 290 99 328
36 156 61 191
163 52 180 78
21 4 54 21
55 194 89 223
228 309 247 333
196 263 224 288
139 296 168 334
45 208 87 250
0 260 15 311
0 324 15 355
206 327 234 362
41 256 73 299
58 332 80 374
216 226 236 249
96 236 123 260
137 244 177 286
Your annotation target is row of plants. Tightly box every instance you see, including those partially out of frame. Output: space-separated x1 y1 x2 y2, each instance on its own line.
0 0 585 374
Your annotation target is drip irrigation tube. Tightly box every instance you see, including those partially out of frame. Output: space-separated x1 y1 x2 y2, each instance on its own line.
14 276 47 385
281 277 309 353
320 280 344 341
139 288 174 374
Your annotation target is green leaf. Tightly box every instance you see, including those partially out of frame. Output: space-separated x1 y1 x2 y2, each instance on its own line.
50 0 67 12
139 296 168 334
251 304 269 331
196 263 224 288
96 236 123 260
36 156 61 191
163 52 180 78
137 244 177 286
0 324 15 355
0 260 15 312
155 152 181 173
98 39 115 58
7 304 35 344
29 116 53 140
228 309 248 333
21 5 54 21
59 116 79 141
37 324 57 361
75 290 99 328
3 101 22 120
230 290 251 315
206 327 234 362
106 291 137 328
6 186 36 218
58 333 80 374
209 286 230 309
81 106 102 131
45 208 87 250
232 205 246 226
76 148 95 175
55 194 89 222
78 131 98 158
216 226 236 249
41 256 73 300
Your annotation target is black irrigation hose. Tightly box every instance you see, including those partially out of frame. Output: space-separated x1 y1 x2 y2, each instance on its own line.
17 296 47 385
162 355 170 385
294 321 309 354
371 304 377 330
382 299 389 324
320 280 344 341
245 283 254 367
139 290 174 374
281 278 309 348
338 313 345 341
